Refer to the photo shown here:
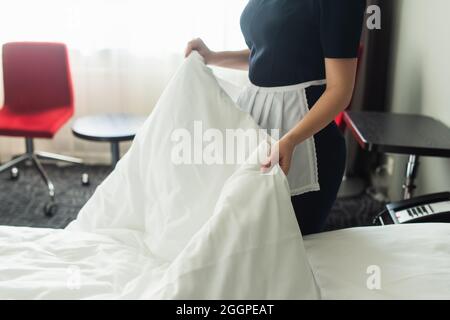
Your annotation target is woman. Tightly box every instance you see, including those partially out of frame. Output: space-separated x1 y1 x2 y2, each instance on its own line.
185 0 366 235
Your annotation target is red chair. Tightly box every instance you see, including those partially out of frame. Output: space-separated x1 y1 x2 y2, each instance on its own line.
0 42 82 215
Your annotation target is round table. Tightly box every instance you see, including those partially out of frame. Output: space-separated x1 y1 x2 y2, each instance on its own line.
72 113 146 167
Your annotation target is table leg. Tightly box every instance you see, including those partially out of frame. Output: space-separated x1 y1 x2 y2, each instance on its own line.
111 142 120 168
403 155 420 199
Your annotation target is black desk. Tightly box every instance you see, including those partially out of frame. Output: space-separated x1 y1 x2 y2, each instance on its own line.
344 111 450 199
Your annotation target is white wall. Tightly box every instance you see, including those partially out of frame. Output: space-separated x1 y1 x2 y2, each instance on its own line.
387 0 450 198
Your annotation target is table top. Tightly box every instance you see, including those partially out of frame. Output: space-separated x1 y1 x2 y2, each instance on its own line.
344 111 450 157
72 113 146 142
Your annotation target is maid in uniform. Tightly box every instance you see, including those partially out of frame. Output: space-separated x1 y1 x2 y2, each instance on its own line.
186 0 366 235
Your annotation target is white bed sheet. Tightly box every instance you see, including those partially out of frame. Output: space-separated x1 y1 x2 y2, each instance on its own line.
304 224 450 300
1 52 318 299
1 223 449 299
0 227 160 299
0 52 449 300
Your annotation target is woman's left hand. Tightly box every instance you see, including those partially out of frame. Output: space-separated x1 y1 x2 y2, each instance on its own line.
261 137 296 176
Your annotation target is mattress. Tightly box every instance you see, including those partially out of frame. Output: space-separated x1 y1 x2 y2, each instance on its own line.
0 52 449 300
1 223 449 299
304 223 450 299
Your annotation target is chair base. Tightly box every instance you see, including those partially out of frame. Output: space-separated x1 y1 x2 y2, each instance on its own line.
0 138 83 215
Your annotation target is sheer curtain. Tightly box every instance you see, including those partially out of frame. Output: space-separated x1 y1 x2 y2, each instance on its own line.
0 0 249 163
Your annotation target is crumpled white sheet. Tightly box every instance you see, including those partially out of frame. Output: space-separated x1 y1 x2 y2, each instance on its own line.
64 51 320 299
1 52 449 300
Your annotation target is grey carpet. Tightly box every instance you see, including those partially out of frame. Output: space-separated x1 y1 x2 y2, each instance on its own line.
0 163 111 228
0 163 385 231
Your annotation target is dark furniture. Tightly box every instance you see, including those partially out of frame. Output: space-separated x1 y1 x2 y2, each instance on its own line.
72 114 146 167
344 111 450 199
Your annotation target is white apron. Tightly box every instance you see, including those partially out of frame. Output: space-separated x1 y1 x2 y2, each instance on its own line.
237 80 326 196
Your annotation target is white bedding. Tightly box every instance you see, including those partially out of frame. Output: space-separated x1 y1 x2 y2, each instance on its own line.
0 53 449 299
304 224 450 299
1 223 449 299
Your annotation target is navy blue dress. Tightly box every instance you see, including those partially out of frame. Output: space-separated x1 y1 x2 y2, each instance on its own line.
240 0 365 235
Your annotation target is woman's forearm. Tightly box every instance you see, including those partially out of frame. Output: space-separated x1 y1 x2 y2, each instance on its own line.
208 50 250 70
283 58 357 148
185 39 249 70
283 86 353 147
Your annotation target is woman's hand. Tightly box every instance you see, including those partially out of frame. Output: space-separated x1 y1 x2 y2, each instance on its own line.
185 38 250 70
185 38 215 64
261 137 296 176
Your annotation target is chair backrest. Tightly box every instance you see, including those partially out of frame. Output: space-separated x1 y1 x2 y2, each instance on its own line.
2 42 74 113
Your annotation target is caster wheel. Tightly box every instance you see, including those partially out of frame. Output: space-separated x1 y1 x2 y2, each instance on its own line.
10 167 19 180
81 173 90 186
44 202 58 217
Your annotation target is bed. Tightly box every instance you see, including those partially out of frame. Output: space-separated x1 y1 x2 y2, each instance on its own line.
1 223 449 299
0 53 449 300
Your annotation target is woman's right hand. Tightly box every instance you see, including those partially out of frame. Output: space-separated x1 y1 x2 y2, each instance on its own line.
185 38 215 64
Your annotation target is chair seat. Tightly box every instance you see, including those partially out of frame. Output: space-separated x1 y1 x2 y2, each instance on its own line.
0 106 73 138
